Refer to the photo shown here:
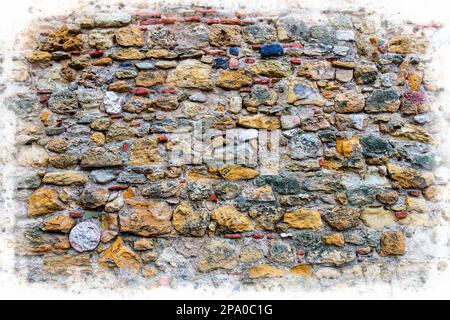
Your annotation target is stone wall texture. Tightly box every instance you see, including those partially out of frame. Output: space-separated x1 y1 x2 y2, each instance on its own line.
5 3 448 290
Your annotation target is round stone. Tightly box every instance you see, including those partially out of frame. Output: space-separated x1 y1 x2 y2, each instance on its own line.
69 221 101 252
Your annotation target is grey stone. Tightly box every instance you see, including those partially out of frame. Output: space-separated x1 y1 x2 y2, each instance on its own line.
289 133 322 160
69 221 101 252
94 13 131 28
80 147 123 168
89 170 116 184
48 89 79 114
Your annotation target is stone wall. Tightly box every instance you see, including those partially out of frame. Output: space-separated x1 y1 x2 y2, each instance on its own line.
6 3 447 289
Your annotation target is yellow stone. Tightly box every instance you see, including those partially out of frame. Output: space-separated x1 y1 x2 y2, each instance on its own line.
121 199 173 236
110 48 145 60
136 70 167 87
283 209 323 229
146 49 177 59
211 205 254 232
251 60 291 78
115 27 144 47
237 114 280 129
360 207 396 229
167 59 212 90
217 165 259 180
41 215 75 233
405 196 428 213
216 69 253 90
98 237 142 273
128 138 161 166
380 231 406 256
42 170 88 186
28 187 65 217
291 264 313 278
248 264 287 278
91 132 106 145
173 202 208 236
408 72 423 91
323 233 345 247
26 51 52 63
336 137 360 157
43 253 92 275
386 163 433 189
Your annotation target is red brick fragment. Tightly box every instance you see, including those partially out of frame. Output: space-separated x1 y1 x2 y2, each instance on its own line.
207 49 226 56
245 58 255 64
210 193 218 202
36 88 53 94
69 211 84 218
408 190 422 197
224 234 242 239
108 185 128 191
158 135 169 142
396 211 408 219
252 233 264 239
161 88 176 94
123 143 128 152
239 87 252 93
89 49 104 58
134 87 150 95
290 58 302 64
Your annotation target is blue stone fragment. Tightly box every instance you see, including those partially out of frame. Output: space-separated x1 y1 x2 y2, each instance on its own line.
260 43 284 58
214 57 229 69
229 47 240 56
120 62 134 68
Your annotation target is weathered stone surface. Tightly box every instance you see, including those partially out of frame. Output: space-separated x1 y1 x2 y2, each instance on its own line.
248 264 287 278
208 24 242 47
89 29 114 49
20 230 70 255
94 13 131 28
307 248 356 266
252 60 291 78
28 187 64 217
136 70 167 87
217 165 259 180
287 79 325 106
81 147 123 168
167 59 212 90
360 207 396 229
115 27 144 47
298 60 335 80
379 231 406 256
99 236 142 272
41 215 75 233
48 90 78 114
237 114 280 129
110 48 145 60
323 233 345 247
173 202 209 237
323 207 360 231
365 88 401 113
386 163 433 189
284 209 323 229
42 170 88 186
212 205 254 232
43 253 92 275
197 239 238 272
216 69 253 90
120 199 172 236
128 138 161 166
81 186 109 209
69 221 101 252
289 133 322 160
27 51 52 63
334 90 365 113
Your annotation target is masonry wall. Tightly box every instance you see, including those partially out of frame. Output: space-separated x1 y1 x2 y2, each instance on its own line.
7 4 444 288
